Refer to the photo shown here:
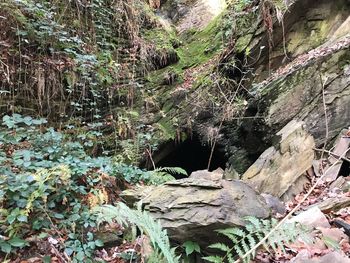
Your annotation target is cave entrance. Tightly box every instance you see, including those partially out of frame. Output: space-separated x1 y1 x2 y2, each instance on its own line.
151 135 228 178
339 160 350 177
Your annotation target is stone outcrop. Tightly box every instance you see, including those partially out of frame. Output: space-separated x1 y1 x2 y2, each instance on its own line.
242 120 315 198
159 0 226 33
121 171 270 247
218 0 350 173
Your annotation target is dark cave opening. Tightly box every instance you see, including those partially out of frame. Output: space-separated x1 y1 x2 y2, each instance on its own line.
152 135 228 178
339 160 350 177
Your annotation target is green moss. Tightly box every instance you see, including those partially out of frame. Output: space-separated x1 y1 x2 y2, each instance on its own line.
235 34 253 53
175 14 224 70
143 27 178 49
143 13 225 108
162 100 174 113
139 10 230 142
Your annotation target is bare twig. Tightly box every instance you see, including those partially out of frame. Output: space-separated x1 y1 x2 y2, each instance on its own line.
207 117 224 170
0 59 10 83
146 147 156 170
314 147 350 163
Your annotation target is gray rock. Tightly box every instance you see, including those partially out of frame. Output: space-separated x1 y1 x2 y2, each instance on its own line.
288 207 330 229
322 129 350 181
261 193 286 215
124 177 270 247
189 168 224 181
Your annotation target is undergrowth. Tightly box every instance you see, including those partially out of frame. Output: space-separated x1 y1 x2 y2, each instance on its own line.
95 203 179 263
204 216 311 263
0 114 182 261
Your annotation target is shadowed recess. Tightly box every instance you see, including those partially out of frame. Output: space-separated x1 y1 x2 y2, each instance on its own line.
152 135 228 177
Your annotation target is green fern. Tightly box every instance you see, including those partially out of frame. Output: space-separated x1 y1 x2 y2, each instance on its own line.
147 166 188 185
204 216 311 263
94 203 179 263
154 167 188 176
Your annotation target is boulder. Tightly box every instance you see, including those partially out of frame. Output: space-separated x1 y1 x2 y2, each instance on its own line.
122 175 270 247
242 120 315 198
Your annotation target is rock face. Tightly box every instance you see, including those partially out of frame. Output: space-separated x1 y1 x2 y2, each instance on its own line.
160 0 226 33
242 120 315 198
122 173 270 247
218 0 350 173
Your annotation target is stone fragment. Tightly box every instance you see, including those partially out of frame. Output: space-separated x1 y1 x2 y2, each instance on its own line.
189 168 224 181
324 130 350 181
330 176 346 191
310 196 350 214
261 193 286 215
289 207 330 228
282 174 310 202
224 166 240 180
242 120 315 198
334 219 350 238
318 227 348 243
315 252 350 263
290 250 311 263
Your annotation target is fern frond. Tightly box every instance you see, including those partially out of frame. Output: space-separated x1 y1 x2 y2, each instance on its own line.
94 203 178 263
245 216 261 229
217 227 245 238
209 243 230 252
205 216 312 263
202 255 223 263
154 167 188 176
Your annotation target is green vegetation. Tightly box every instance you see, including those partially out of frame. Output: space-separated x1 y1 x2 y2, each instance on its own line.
95 203 179 263
204 217 311 263
0 114 182 261
1 0 331 261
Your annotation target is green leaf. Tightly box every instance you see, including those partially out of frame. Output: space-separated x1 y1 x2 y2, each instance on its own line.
185 244 194 255
53 213 64 219
95 239 104 247
183 240 200 255
208 243 230 252
38 232 48 239
202 255 223 263
75 251 85 260
17 215 28 222
0 242 11 253
65 247 73 256
23 116 32 126
8 237 27 247
7 215 16 224
43 256 51 263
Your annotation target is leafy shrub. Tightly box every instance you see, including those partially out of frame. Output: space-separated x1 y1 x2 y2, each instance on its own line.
0 114 184 261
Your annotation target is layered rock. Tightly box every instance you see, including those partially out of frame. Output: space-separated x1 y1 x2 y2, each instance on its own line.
242 120 315 198
121 171 270 247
